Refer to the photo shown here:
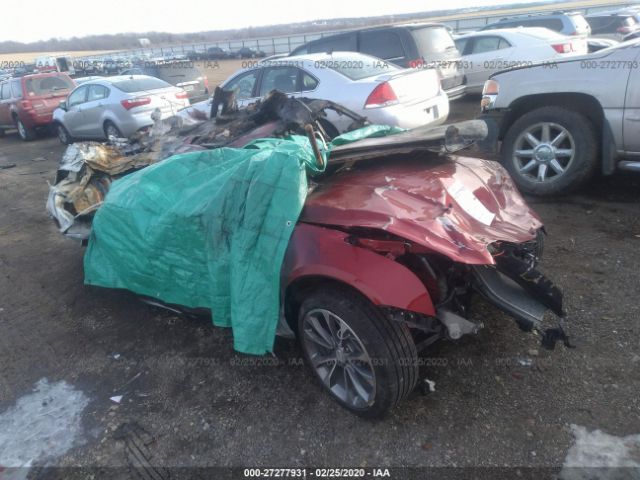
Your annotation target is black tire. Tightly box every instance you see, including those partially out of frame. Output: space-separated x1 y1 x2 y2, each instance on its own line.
298 286 418 418
15 118 36 141
55 122 73 145
103 121 123 139
501 106 598 196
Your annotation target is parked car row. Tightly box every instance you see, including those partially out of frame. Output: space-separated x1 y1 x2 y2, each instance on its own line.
186 47 267 61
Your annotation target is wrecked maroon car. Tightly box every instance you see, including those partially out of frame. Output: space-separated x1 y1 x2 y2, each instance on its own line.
47 93 568 418
278 124 567 417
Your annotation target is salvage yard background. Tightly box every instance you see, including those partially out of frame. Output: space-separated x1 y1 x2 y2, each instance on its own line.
0 95 639 477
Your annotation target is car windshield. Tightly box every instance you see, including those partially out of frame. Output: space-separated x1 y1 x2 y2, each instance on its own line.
322 55 398 80
111 77 171 92
412 26 457 53
25 76 74 96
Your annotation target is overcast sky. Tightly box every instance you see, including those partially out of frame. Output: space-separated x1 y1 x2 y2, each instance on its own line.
4 0 546 43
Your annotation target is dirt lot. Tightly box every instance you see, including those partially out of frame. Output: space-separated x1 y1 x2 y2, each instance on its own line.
0 97 639 479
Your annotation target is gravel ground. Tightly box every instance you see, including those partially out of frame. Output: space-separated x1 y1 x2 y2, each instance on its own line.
0 98 638 480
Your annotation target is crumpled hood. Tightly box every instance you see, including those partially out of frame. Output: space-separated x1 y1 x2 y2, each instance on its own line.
301 155 542 265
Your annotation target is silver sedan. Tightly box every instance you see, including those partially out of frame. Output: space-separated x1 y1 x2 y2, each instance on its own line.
53 75 190 143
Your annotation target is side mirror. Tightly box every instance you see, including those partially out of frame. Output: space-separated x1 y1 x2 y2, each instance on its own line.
59 100 67 111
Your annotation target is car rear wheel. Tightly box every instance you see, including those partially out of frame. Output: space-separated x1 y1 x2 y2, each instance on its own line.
15 118 36 141
298 286 418 418
104 121 123 139
55 123 73 145
501 106 598 196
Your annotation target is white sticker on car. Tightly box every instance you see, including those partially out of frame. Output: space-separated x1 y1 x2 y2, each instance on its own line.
447 180 495 226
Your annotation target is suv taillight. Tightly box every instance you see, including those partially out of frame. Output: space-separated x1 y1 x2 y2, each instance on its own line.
364 82 398 109
175 91 188 99
121 97 151 110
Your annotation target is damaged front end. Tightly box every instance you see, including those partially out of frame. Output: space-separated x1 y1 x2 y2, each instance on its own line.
292 127 570 350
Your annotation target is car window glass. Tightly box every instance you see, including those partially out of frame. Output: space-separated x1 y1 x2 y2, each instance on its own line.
532 19 563 31
498 38 511 49
455 38 469 54
360 31 405 60
1 83 11 100
308 34 357 54
68 86 88 107
326 54 398 80
224 70 259 99
470 36 503 54
11 80 23 98
112 77 170 92
25 76 74 96
411 26 456 54
87 84 108 102
259 67 298 96
301 71 318 91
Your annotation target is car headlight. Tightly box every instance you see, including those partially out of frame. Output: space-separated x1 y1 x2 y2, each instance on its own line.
481 79 499 111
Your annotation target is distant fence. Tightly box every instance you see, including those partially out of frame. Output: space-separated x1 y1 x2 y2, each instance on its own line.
76 1 638 61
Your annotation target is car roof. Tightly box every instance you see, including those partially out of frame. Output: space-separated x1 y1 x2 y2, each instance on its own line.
19 72 72 80
587 12 635 18
76 74 157 86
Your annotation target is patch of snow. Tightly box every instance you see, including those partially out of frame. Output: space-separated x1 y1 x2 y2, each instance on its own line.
0 378 89 475
561 425 640 480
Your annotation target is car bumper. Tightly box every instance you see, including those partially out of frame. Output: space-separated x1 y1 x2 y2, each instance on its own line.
21 110 55 128
365 92 450 129
444 83 467 101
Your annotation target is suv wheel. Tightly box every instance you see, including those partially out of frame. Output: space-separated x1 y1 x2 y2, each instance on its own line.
501 106 598 196
55 123 73 145
15 118 36 141
298 286 418 418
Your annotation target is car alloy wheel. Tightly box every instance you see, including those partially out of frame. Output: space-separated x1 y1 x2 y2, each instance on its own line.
105 123 122 139
512 122 575 183
301 308 376 409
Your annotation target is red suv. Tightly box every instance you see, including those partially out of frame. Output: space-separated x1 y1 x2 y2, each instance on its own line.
0 73 75 141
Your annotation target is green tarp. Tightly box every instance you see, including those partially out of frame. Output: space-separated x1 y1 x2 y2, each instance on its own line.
84 126 403 355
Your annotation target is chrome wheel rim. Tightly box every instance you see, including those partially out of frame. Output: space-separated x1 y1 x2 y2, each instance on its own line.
513 122 575 183
302 309 376 408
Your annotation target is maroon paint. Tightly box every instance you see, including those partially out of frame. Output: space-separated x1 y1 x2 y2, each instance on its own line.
283 223 436 316
301 156 542 265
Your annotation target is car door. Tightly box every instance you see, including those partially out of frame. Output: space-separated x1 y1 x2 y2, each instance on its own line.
623 48 640 153
82 84 110 137
462 35 514 91
63 86 89 136
221 69 262 108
